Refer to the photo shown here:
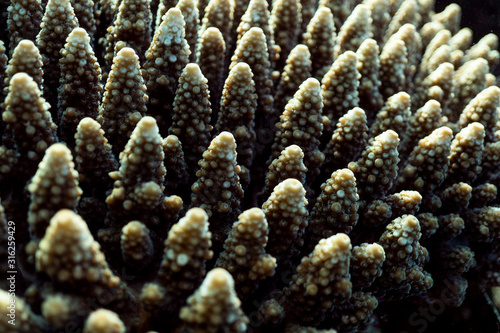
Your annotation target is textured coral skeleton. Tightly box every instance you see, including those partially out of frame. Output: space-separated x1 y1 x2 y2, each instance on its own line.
0 0 500 332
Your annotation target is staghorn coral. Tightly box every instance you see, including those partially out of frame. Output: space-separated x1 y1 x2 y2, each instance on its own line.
5 39 43 94
70 0 96 38
320 51 359 137
350 243 385 290
215 62 257 173
322 107 368 177
190 131 243 250
379 38 408 100
162 134 189 194
105 116 181 233
2 1 500 332
356 38 384 122
197 27 226 117
216 207 276 298
199 0 232 57
97 47 148 156
141 207 212 320
36 0 79 116
0 289 46 332
445 122 485 185
1 73 57 183
104 0 152 65
168 63 213 176
259 144 307 203
334 4 372 59
281 233 352 325
179 268 249 333
120 221 154 271
395 126 454 193
230 27 273 130
375 214 433 300
348 130 400 202
303 6 335 78
27 143 82 241
304 169 359 252
7 0 43 53
369 91 411 140
262 178 308 262
74 117 118 196
176 0 198 63
271 77 324 183
58 27 103 148
36 209 137 322
270 0 301 70
235 0 277 68
143 7 190 134
274 44 312 117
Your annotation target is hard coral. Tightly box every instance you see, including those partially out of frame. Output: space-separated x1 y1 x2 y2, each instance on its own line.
1 0 500 332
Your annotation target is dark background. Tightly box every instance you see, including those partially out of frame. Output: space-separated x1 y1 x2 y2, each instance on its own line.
436 0 500 42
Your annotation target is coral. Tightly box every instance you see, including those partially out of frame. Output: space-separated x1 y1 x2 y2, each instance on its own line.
36 0 78 115
168 63 212 176
143 8 190 134
320 51 359 137
98 47 148 156
70 0 96 37
274 44 312 117
121 221 154 270
176 0 198 63
0 289 46 332
27 143 82 240
356 38 383 121
236 0 277 68
348 130 400 201
142 208 212 315
105 116 181 230
322 107 368 177
190 131 243 249
379 38 408 100
216 208 276 298
197 27 226 116
5 40 43 94
271 78 324 183
58 27 103 147
282 233 352 324
200 0 233 56
36 210 137 320
375 215 433 300
215 62 257 172
302 6 335 78
350 243 385 289
1 73 57 183
7 0 43 53
162 135 189 194
104 0 152 65
334 4 371 58
83 309 125 333
305 169 359 252
230 27 273 129
369 91 411 140
262 178 308 262
2 1 500 332
179 268 249 332
74 117 118 195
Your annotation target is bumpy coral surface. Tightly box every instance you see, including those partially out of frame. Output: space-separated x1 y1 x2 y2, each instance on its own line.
1 1 500 332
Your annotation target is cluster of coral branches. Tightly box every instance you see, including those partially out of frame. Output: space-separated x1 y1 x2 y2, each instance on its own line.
0 0 499 332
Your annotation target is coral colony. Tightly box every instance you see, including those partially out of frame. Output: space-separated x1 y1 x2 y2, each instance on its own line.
0 0 499 332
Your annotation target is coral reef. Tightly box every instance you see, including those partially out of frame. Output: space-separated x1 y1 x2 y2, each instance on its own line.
1 0 500 332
